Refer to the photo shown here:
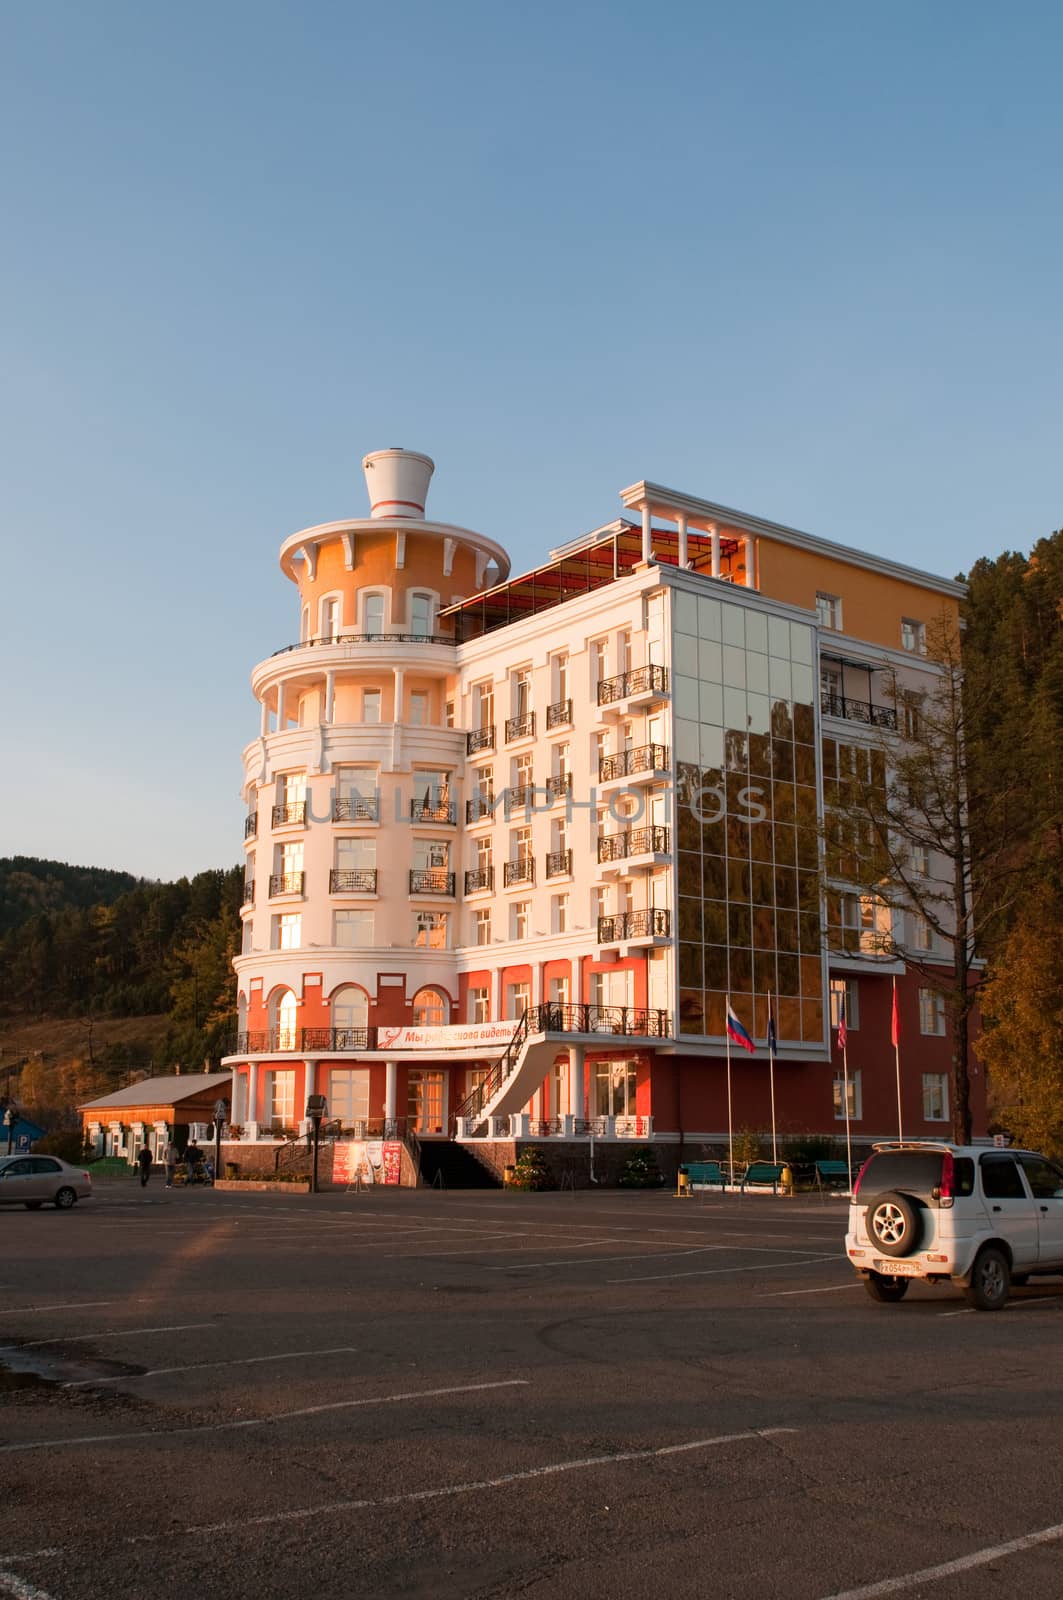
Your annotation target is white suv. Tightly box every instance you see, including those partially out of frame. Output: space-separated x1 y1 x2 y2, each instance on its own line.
846 1142 1063 1310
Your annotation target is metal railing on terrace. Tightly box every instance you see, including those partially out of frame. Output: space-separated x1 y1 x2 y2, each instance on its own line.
598 744 670 782
271 632 455 656
409 869 455 895
597 908 671 942
333 795 380 822
597 664 669 705
464 867 494 894
329 868 378 893
242 881 255 905
545 849 572 878
505 712 536 742
503 858 535 887
597 825 671 862
820 692 898 730
546 699 573 728
466 795 494 824
410 799 456 824
269 872 305 897
466 726 495 755
244 813 258 839
271 802 306 828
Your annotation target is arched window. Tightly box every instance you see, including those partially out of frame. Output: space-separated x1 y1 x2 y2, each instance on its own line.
320 594 342 642
362 593 386 637
412 987 449 1027
300 606 310 644
331 984 369 1046
409 593 433 638
270 988 299 1051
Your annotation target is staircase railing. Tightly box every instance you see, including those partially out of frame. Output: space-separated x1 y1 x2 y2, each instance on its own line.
453 1011 529 1128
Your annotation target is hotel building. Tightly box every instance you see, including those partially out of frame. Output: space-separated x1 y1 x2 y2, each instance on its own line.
225 447 978 1169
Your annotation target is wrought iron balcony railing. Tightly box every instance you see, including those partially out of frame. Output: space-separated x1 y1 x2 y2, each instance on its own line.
596 825 672 862
242 881 255 905
464 867 494 894
333 795 380 822
466 725 495 755
244 813 258 840
820 692 898 730
300 1026 372 1051
598 744 670 782
465 795 494 823
271 802 306 828
546 772 573 800
502 858 535 887
597 907 671 943
271 632 454 656
229 1027 373 1055
546 699 573 728
409 869 456 895
597 663 669 705
545 850 572 878
269 872 305 897
506 783 536 810
505 712 536 742
329 868 378 893
410 799 456 824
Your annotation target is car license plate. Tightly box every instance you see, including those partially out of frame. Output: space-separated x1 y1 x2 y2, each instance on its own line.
874 1258 919 1275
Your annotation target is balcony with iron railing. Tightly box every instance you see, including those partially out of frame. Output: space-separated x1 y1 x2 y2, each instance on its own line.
505 712 536 742
270 632 455 656
269 872 305 897
597 825 672 863
598 744 670 782
229 1027 374 1055
466 725 495 755
546 699 572 728
329 868 378 893
410 799 456 824
502 858 535 887
546 772 572 801
505 783 536 811
464 867 494 894
271 802 306 828
242 881 255 905
597 664 669 706
333 795 381 822
465 795 494 824
597 907 671 943
545 849 572 878
244 813 258 840
820 692 898 730
409 869 456 896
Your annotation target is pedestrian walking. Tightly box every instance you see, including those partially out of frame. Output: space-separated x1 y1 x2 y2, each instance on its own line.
163 1138 179 1188
186 1140 203 1183
136 1143 153 1187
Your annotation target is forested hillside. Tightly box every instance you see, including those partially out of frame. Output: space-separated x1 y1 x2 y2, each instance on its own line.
0 856 141 935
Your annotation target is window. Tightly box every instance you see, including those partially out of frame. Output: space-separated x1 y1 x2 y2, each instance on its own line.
475 909 492 946
816 592 843 630
901 618 926 654
476 836 492 872
363 594 386 637
335 910 374 947
593 1059 637 1117
329 1069 370 1126
278 772 306 805
278 840 303 876
412 837 449 870
514 826 532 864
407 1070 445 1134
513 667 533 718
829 978 859 1031
551 816 568 855
275 913 302 950
321 595 342 641
594 885 611 921
553 652 569 702
911 844 930 876
445 700 455 728
266 1070 295 1129
414 769 451 808
548 974 570 1006
911 913 933 952
331 985 369 1035
412 987 448 1026
336 837 376 869
553 742 570 783
362 689 382 724
922 1073 949 1122
273 988 298 1050
833 1070 862 1121
1017 1154 1063 1199
409 594 433 638
506 981 530 1020
511 900 531 940
902 694 923 740
820 664 841 700
241 921 252 954
475 682 494 729
468 987 490 1024
594 731 610 769
591 639 608 686
475 765 494 802
409 691 429 726
412 911 448 949
336 766 376 801
617 628 631 673
551 894 569 934
919 988 946 1035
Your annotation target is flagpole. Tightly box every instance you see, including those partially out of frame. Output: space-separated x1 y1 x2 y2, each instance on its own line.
725 996 734 1189
841 1032 853 1194
767 991 778 1166
893 974 903 1141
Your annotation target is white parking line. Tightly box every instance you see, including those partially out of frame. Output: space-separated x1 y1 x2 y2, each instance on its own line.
488 1248 725 1272
818 1518 1063 1598
763 1282 861 1297
611 1254 837 1284
63 1345 360 1387
0 1300 119 1315
6 1323 211 1350
0 1378 530 1453
939 1295 1061 1318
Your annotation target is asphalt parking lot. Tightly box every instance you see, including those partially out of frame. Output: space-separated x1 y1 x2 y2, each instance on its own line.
2 1184 1062 1600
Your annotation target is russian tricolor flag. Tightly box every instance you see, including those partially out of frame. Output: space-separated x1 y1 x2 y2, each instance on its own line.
725 1000 756 1054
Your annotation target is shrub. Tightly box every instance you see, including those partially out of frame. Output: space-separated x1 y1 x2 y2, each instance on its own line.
618 1148 664 1188
731 1128 762 1168
509 1148 553 1191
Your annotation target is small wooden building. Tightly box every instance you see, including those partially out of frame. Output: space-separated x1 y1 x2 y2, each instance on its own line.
79 1073 232 1165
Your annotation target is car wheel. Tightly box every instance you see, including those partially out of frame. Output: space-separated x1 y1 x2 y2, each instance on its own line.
24 1201 44 1210
53 1187 78 1210
864 1272 910 1303
965 1246 1010 1311
866 1191 921 1257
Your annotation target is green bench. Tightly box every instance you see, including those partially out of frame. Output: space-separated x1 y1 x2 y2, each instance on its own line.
740 1161 786 1194
815 1159 851 1193
679 1161 725 1190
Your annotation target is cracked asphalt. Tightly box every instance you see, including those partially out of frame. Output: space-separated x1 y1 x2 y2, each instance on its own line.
1 1184 1062 1600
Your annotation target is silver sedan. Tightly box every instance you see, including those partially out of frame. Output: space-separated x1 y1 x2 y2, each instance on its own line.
0 1154 93 1209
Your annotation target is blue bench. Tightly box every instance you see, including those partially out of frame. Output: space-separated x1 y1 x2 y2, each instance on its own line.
679 1161 725 1191
740 1161 786 1194
815 1159 851 1193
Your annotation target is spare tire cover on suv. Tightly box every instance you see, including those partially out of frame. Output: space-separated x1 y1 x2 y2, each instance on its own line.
866 1190 922 1256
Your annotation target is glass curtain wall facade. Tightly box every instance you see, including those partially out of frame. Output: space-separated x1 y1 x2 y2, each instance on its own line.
672 588 825 1046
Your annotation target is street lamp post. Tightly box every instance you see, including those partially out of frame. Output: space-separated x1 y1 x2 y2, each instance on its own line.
213 1098 229 1184
305 1095 328 1194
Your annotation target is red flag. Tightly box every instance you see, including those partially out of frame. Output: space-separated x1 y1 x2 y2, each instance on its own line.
891 978 900 1047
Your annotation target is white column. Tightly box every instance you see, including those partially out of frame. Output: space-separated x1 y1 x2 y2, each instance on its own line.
709 523 721 578
324 670 335 724
385 1061 398 1120
676 514 688 568
641 505 653 563
247 1061 259 1123
742 535 755 587
275 682 286 731
260 698 269 737
303 1059 316 1119
569 1044 585 1118
392 666 404 722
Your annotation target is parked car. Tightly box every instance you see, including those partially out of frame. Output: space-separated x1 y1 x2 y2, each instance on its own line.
846 1141 1063 1310
0 1154 92 1210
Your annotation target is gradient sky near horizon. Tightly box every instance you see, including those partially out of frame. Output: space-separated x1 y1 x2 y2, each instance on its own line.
2 2 1061 882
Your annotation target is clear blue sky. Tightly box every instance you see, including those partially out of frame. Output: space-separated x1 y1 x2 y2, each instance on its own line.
2 1 1060 881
